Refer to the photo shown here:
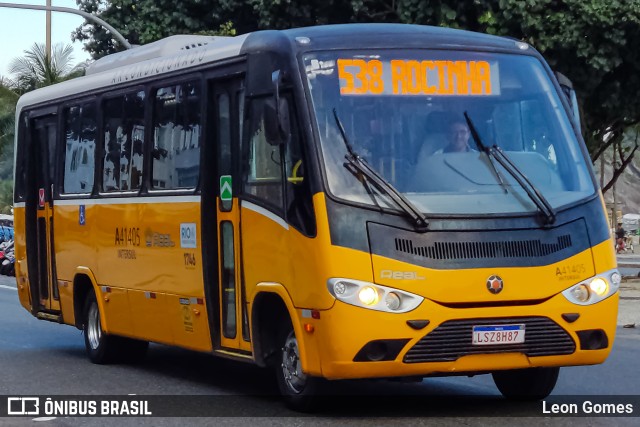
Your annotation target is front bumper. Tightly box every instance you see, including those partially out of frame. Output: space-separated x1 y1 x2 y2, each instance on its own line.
308 291 618 380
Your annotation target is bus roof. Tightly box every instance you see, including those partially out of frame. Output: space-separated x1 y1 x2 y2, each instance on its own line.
15 24 529 112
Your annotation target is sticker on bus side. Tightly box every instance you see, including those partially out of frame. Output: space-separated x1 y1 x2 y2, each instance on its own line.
337 59 500 96
220 175 232 201
180 223 197 248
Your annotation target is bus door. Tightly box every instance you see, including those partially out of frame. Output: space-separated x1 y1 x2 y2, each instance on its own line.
25 113 60 314
203 74 252 354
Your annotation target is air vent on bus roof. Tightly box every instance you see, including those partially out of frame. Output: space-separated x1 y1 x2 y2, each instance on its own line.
85 35 222 76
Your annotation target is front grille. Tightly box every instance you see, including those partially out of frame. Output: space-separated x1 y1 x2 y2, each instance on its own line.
403 316 575 363
394 235 572 261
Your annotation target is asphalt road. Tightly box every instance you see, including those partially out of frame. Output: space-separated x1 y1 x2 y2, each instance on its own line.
0 274 638 426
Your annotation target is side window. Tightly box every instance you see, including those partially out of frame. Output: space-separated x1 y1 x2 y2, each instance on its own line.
152 81 201 190
244 97 284 209
63 103 96 194
284 98 316 236
103 91 145 192
243 94 316 234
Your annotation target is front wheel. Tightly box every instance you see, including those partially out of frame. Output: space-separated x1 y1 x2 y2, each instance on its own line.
276 328 323 411
492 367 560 400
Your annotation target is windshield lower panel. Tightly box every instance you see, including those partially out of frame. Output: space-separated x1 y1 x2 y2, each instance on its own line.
303 50 595 215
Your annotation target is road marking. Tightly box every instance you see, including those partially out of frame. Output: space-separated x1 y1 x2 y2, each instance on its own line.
0 284 17 291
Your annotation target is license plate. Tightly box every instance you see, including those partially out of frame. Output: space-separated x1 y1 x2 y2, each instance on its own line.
472 324 525 345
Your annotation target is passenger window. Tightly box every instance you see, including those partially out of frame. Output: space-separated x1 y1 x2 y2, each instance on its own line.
102 91 145 192
63 103 96 194
152 81 201 190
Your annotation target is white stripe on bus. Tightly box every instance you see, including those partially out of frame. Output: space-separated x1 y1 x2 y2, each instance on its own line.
52 195 202 206
241 201 289 230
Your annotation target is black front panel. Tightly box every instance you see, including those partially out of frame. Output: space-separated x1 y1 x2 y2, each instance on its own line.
327 194 610 261
368 218 590 269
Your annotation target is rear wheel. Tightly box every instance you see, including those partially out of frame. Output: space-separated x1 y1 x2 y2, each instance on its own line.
83 290 119 364
276 327 322 411
492 367 560 400
83 290 148 364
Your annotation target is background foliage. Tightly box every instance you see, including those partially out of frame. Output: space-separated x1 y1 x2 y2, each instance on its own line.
2 0 639 214
72 0 640 191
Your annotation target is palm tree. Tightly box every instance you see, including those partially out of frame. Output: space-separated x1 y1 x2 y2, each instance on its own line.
9 42 85 94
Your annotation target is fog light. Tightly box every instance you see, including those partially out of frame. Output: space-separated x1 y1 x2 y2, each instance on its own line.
611 272 621 285
572 284 590 302
589 278 608 296
333 281 347 295
358 286 379 306
385 292 401 311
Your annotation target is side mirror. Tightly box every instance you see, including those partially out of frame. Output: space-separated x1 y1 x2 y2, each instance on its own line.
263 70 291 146
555 71 581 132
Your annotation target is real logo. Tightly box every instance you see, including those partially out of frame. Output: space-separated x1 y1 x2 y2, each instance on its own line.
380 270 425 280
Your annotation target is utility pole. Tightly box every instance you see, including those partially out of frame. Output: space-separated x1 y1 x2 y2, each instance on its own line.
0 2 132 49
46 0 52 59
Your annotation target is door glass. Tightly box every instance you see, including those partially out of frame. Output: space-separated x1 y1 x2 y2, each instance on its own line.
220 221 236 339
244 97 284 209
218 93 232 211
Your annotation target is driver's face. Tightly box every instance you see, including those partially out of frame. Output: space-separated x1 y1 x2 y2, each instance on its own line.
448 122 471 151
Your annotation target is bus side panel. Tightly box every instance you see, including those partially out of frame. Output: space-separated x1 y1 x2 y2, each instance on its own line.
167 293 211 352
13 206 32 311
241 199 337 311
592 234 618 273
53 204 99 326
94 199 211 350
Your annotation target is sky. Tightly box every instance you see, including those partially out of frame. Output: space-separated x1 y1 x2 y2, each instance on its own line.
0 0 91 78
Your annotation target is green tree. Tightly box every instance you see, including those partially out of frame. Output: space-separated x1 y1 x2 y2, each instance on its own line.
72 0 640 193
473 0 640 193
9 42 85 94
73 0 249 58
0 180 13 214
0 84 18 181
0 83 18 214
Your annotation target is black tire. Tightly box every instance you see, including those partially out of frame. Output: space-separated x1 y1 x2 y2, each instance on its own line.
83 290 121 364
83 290 150 364
275 326 323 412
492 367 560 400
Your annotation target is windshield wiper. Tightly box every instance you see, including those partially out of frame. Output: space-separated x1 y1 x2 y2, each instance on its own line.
464 111 556 225
332 108 429 232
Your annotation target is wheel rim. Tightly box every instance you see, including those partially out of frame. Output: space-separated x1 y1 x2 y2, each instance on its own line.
87 302 102 350
281 332 307 394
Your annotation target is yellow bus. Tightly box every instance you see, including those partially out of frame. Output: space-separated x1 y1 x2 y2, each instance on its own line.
13 24 619 409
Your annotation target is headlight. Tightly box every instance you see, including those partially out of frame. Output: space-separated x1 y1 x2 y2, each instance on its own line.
327 278 423 313
562 269 620 305
358 286 379 305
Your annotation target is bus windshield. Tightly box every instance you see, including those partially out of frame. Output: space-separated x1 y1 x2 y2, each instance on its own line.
303 50 595 215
